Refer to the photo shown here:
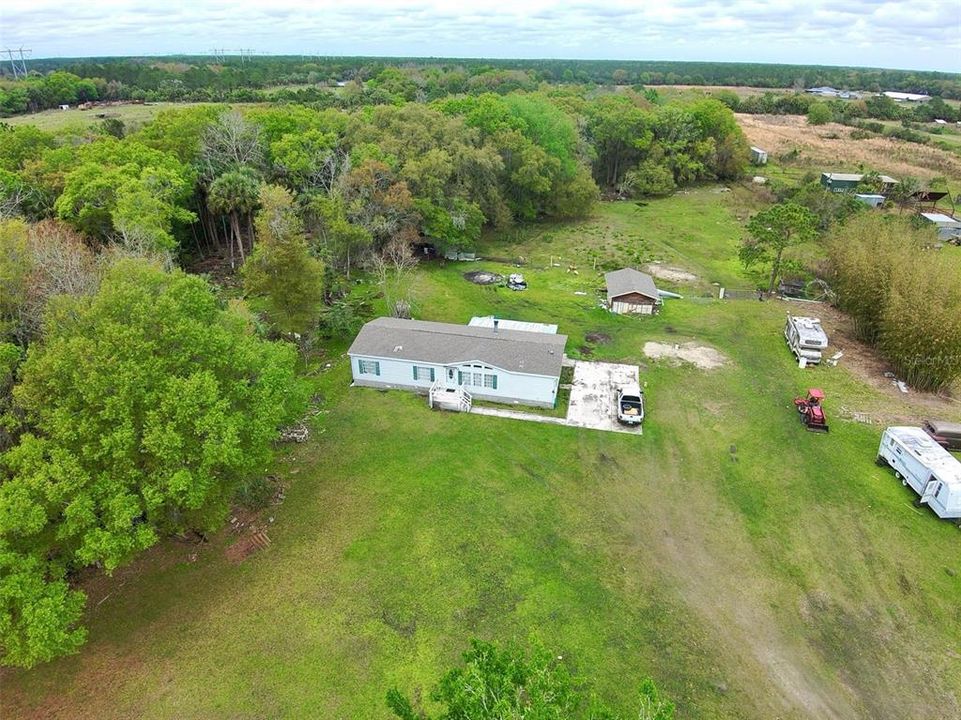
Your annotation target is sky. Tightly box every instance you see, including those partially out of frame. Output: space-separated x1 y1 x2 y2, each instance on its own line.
0 0 958 73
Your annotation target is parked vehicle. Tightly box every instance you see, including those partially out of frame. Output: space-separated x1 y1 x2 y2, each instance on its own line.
877 426 961 520
507 273 527 291
616 384 644 426
922 419 961 452
784 314 828 365
793 388 828 432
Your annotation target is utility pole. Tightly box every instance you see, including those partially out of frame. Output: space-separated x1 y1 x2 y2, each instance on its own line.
4 47 30 79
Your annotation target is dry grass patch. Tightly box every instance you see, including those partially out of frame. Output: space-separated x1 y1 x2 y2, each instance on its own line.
736 113 961 181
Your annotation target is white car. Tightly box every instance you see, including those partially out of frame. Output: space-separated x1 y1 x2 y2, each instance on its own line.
617 384 645 425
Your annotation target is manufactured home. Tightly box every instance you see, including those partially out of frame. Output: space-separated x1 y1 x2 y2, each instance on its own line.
820 172 898 194
605 268 660 315
877 427 961 520
348 317 567 409
749 146 768 165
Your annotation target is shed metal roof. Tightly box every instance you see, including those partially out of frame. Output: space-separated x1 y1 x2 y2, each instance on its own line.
469 316 558 334
822 172 898 184
605 268 659 302
921 212 960 225
348 317 567 377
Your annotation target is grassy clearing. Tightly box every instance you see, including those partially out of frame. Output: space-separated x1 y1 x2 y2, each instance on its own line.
736 113 961 185
4 193 961 719
1 103 189 132
1 102 266 133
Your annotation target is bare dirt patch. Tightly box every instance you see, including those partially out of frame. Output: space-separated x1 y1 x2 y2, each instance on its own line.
813 302 961 420
644 341 728 370
736 113 961 180
463 270 503 285
644 263 699 283
585 331 612 344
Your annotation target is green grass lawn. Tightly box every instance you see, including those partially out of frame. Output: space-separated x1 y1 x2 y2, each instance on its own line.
5 192 961 719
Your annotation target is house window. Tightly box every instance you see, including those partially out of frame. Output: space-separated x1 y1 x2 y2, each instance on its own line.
413 366 435 382
358 359 380 376
483 374 497 389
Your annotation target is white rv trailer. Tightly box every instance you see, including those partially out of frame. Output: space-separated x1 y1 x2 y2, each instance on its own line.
784 314 828 365
877 426 961 520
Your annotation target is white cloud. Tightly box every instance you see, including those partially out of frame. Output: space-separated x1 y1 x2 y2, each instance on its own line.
0 0 957 71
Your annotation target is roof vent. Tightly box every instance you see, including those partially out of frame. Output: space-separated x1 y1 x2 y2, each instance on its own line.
393 345 403 352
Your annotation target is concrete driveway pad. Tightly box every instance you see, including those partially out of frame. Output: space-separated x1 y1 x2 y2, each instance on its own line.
470 360 642 435
567 360 642 433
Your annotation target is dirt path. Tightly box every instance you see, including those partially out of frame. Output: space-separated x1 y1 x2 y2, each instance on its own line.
600 448 860 719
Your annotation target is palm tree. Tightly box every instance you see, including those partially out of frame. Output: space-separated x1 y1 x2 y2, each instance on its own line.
207 168 261 266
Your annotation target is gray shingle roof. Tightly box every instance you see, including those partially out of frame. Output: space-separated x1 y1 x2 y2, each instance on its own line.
605 268 659 302
348 317 567 377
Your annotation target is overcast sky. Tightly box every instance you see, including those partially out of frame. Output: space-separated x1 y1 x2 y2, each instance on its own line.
0 0 958 73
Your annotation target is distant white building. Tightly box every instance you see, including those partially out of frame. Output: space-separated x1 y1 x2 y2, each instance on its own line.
921 213 961 240
854 194 886 208
749 146 768 165
883 91 931 103
59 104 70 110
807 86 840 97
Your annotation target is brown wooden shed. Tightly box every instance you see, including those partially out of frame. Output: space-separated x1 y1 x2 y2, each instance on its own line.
605 269 660 315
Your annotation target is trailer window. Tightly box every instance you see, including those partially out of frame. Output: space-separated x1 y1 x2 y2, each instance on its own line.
937 483 945 498
358 359 380 376
413 366 434 382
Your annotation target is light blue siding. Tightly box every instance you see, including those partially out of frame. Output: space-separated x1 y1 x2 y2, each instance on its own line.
350 355 559 408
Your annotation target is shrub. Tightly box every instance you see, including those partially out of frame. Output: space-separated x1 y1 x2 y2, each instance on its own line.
807 102 833 126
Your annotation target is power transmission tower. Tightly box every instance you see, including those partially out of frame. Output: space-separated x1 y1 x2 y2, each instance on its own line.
4 47 30 79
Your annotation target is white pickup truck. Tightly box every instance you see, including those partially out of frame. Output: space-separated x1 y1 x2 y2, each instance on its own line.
617 384 645 426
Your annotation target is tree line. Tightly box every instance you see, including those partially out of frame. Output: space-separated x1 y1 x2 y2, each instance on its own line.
3 56 960 117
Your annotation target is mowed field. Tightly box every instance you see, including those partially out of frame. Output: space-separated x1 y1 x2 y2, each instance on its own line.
4 193 961 719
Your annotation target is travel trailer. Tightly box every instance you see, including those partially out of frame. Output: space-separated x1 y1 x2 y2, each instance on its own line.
877 426 961 520
784 314 828 366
